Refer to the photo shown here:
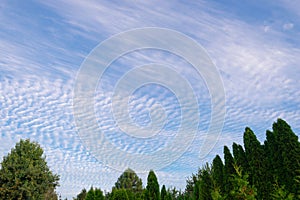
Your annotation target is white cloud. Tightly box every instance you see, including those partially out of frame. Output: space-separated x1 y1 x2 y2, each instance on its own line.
283 23 294 30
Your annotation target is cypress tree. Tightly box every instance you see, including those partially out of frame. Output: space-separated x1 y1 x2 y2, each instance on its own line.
199 170 213 200
146 170 160 200
232 143 248 172
223 146 235 196
212 155 224 194
243 127 269 199
271 119 300 194
161 185 167 200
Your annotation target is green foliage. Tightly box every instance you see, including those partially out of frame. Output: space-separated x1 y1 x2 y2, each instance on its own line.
0 139 59 199
230 165 257 200
212 155 224 194
168 187 179 200
111 189 129 200
271 119 300 193
223 146 235 196
114 168 143 200
85 187 104 200
73 188 87 200
161 185 167 200
146 170 160 200
271 184 294 200
211 187 225 200
243 127 269 199
199 170 213 200
232 143 247 172
115 168 143 193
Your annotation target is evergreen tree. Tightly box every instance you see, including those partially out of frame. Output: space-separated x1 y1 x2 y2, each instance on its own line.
185 173 198 200
199 170 213 200
94 188 104 200
193 181 200 200
114 168 143 199
73 188 87 200
271 119 300 194
161 185 167 200
223 146 235 196
232 143 248 172
111 189 129 200
146 170 160 200
86 187 96 200
0 139 59 199
85 187 104 200
212 155 224 194
115 168 143 193
243 127 268 199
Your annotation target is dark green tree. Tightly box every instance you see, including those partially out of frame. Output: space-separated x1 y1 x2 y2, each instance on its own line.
199 170 213 200
161 185 167 200
223 146 235 196
193 181 200 200
85 187 104 200
212 155 224 194
185 173 198 200
114 168 143 193
270 119 300 194
114 168 143 199
73 188 87 200
232 143 248 172
94 188 104 200
146 170 160 200
86 187 95 200
243 127 269 199
0 139 59 199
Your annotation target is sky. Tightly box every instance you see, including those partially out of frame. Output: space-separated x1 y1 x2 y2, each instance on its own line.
1 0 300 199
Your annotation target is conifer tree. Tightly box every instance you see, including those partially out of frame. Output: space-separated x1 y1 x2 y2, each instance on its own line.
161 185 167 200
223 146 235 196
199 170 213 200
0 139 59 199
111 189 129 200
212 155 224 194
271 119 300 194
243 127 269 199
146 170 160 200
232 143 248 172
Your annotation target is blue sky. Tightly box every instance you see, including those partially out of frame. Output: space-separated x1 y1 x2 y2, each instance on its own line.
1 0 300 198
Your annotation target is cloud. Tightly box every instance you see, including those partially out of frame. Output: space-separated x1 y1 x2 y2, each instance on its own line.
283 22 294 30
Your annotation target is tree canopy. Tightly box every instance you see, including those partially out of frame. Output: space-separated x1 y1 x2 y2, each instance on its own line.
0 139 59 199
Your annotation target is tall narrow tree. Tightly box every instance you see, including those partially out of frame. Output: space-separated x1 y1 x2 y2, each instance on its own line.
212 155 224 194
243 127 268 199
223 145 235 196
270 119 300 194
161 185 167 200
232 143 248 172
146 170 160 200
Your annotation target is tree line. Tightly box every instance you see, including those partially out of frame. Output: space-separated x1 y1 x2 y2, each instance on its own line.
1 118 299 199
